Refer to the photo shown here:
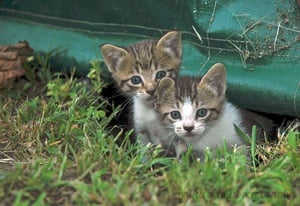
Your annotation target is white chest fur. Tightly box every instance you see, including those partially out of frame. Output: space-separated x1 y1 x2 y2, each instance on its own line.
133 97 168 145
133 97 157 130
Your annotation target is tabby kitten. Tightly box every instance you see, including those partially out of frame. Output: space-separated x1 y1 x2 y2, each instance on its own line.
100 31 182 146
154 63 273 159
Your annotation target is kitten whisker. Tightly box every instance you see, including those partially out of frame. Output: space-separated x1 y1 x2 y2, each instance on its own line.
201 126 231 147
203 126 224 137
151 125 173 130
104 92 125 100
161 131 176 142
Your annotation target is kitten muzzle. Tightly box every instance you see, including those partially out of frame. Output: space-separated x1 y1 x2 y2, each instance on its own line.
146 88 156 96
145 82 156 96
183 126 194 133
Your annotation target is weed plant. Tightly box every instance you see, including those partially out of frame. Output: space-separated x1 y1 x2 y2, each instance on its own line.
0 55 299 205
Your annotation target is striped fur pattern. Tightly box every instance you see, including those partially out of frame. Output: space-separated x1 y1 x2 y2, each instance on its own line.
100 31 182 146
101 31 181 99
154 63 247 158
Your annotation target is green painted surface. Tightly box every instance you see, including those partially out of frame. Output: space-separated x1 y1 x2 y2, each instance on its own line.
0 0 299 116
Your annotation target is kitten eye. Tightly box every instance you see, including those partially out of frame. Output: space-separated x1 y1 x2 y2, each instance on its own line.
170 111 181 120
155 71 167 80
131 76 142 85
196 108 208 118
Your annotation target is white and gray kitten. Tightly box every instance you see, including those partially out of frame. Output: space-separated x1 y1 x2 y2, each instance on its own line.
154 63 274 159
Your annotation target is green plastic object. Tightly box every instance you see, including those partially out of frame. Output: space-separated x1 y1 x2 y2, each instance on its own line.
0 0 299 117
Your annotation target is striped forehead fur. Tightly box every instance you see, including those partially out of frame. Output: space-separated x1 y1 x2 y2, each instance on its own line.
174 76 203 102
156 76 225 119
126 40 157 71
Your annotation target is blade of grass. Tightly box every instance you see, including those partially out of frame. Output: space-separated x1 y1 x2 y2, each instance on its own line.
251 125 257 173
234 124 251 144
58 146 68 181
287 131 299 150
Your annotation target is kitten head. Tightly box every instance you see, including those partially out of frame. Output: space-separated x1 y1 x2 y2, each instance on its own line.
155 63 226 140
100 31 182 99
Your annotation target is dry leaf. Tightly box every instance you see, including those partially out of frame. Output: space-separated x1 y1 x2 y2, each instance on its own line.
0 41 33 88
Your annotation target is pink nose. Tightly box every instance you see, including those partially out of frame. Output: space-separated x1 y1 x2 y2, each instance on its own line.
145 82 156 95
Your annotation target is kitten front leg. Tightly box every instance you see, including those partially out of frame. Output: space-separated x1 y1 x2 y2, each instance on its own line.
137 131 154 163
134 120 161 163
136 128 152 146
174 138 188 160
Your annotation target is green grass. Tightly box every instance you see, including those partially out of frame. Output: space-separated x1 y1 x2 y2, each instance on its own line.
0 55 300 206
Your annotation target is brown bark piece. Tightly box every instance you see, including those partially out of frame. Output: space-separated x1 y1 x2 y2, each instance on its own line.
0 41 33 88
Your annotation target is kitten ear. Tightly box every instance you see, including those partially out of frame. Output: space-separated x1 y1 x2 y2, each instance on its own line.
198 63 226 97
100 44 129 72
156 31 182 59
157 77 175 102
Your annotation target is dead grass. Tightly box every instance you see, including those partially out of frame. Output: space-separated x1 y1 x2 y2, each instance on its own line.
0 57 299 205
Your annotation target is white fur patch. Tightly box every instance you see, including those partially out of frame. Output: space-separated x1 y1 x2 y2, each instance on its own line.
191 102 245 152
134 97 156 126
181 97 194 127
182 97 193 117
133 96 170 146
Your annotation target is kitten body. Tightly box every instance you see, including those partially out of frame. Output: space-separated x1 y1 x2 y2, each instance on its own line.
154 63 273 159
100 31 182 146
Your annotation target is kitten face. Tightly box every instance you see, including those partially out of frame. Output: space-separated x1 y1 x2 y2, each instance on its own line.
100 31 182 99
155 63 226 142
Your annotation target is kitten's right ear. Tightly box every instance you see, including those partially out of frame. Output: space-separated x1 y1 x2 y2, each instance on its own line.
156 31 182 59
157 77 175 102
198 63 226 97
100 44 129 72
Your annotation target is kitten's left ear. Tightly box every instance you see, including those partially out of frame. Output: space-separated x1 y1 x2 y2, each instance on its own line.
198 63 226 97
157 77 176 102
156 31 182 59
100 44 129 72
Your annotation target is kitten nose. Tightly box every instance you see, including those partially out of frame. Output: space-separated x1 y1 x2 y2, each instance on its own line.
183 126 194 132
145 82 156 95
146 88 155 95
